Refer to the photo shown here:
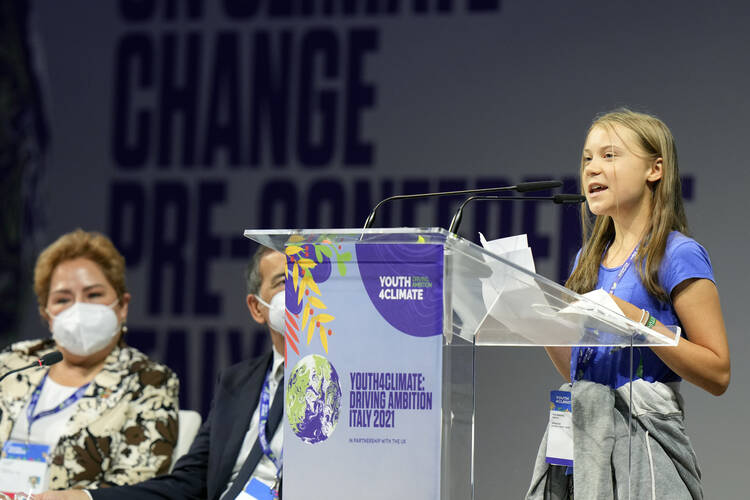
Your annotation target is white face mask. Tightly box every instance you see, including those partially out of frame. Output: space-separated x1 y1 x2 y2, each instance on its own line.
255 291 285 335
48 300 121 356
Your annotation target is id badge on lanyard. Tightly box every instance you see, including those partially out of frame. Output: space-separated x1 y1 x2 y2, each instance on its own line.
0 373 88 497
237 367 282 500
238 478 276 500
545 389 573 467
0 440 52 496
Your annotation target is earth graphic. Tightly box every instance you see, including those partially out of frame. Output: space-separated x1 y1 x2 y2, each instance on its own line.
286 354 342 444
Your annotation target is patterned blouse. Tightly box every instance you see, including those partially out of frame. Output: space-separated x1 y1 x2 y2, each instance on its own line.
0 339 179 489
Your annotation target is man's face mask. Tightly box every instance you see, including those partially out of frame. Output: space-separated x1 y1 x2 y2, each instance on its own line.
255 291 285 335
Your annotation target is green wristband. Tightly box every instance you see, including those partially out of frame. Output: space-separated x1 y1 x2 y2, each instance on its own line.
645 314 657 328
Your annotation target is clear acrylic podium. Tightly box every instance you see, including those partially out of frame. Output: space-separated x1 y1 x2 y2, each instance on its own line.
244 227 680 500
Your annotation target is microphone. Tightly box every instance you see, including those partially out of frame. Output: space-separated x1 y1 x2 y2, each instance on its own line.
0 351 63 383
362 180 563 229
551 194 587 204
448 193 586 234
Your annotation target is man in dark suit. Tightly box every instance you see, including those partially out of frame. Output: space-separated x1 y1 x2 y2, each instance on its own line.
35 245 287 500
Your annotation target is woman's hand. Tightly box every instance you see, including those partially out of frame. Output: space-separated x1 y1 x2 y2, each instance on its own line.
31 491 89 500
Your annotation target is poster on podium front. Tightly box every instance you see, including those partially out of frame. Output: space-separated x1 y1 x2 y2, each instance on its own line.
282 239 443 500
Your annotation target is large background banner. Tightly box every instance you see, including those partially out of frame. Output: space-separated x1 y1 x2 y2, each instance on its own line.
4 1 749 497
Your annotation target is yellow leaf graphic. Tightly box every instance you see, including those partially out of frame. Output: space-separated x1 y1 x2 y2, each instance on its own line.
306 275 321 295
308 296 326 309
285 245 303 255
298 278 306 304
297 258 316 269
316 313 335 324
292 263 299 291
320 325 329 353
301 304 310 331
307 317 316 344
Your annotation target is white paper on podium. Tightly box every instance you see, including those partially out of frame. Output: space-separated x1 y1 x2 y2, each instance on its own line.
478 233 537 310
479 232 530 255
473 234 560 343
447 234 538 342
551 289 677 345
524 288 632 342
456 233 679 346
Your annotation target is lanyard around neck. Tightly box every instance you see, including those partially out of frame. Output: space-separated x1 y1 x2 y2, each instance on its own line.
575 242 639 380
27 373 90 436
607 243 639 295
258 366 283 479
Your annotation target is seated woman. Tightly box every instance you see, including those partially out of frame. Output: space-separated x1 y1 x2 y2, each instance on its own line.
0 229 179 492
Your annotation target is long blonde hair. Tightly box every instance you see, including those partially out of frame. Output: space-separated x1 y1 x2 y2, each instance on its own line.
565 109 688 303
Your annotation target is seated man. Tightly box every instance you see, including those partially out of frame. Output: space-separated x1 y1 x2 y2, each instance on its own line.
35 245 287 500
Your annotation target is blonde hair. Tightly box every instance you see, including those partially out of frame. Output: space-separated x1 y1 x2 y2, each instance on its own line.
565 109 688 303
34 229 128 318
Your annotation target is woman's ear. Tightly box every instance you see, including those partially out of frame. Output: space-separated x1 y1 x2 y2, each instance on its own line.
647 157 664 183
119 292 131 324
41 306 53 332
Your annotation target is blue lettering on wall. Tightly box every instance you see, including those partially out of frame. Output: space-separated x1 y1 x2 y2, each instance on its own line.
297 30 339 167
344 29 378 166
250 30 292 167
195 182 226 315
112 34 153 169
119 0 203 21
109 181 146 263
203 32 242 166
150 182 189 314
158 32 201 167
112 28 379 169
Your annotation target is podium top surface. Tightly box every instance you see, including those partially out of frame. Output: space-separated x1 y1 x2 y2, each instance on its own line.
244 227 505 269
244 227 453 250
244 228 680 347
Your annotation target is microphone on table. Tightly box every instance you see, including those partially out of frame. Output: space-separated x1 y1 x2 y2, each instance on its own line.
448 193 586 234
362 180 564 229
0 351 63 383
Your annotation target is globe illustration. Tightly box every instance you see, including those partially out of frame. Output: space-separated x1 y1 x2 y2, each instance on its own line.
286 354 342 444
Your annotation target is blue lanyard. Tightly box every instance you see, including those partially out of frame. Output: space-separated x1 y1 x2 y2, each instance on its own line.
607 244 639 295
27 373 90 436
575 244 639 379
258 367 283 487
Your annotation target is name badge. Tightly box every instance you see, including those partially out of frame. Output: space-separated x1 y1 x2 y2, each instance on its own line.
236 477 276 500
0 440 51 496
545 390 573 467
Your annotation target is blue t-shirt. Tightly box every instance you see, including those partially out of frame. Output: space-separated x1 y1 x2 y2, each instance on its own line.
570 231 714 388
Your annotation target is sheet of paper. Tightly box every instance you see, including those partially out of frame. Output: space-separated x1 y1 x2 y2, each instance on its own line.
479 232 529 255
479 234 537 311
475 234 557 344
556 289 676 345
